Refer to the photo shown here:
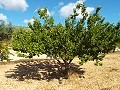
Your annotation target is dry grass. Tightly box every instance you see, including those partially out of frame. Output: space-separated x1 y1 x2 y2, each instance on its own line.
0 52 120 90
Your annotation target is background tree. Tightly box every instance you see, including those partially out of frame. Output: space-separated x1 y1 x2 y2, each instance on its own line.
6 22 14 39
0 20 14 41
0 20 6 40
0 20 14 61
12 4 120 76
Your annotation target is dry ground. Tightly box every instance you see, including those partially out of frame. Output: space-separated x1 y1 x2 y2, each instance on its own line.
0 52 120 90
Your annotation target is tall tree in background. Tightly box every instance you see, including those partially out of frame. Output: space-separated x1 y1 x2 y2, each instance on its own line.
0 20 6 40
6 22 14 39
0 20 14 41
0 20 14 61
13 3 120 76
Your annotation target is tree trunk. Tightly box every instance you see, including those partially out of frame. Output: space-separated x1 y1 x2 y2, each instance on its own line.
63 60 70 78
57 59 73 78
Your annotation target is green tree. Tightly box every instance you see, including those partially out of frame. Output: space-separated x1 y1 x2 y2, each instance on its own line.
6 22 14 39
0 20 14 40
0 20 6 40
115 22 120 48
0 21 14 61
12 4 120 76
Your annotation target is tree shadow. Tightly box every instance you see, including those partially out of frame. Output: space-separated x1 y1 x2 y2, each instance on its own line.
5 60 85 82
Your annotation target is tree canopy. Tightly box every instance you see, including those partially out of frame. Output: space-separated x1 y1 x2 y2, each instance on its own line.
12 3 120 75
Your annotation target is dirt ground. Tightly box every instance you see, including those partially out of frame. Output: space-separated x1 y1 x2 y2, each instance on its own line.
0 52 120 90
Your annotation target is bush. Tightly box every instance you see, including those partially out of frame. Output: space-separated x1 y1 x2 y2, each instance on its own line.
0 42 10 61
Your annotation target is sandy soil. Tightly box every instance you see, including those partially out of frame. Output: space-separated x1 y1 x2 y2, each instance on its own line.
0 52 120 90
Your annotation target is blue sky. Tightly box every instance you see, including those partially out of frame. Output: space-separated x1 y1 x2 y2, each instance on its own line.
0 0 120 26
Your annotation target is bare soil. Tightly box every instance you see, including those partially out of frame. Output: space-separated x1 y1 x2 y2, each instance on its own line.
0 52 120 90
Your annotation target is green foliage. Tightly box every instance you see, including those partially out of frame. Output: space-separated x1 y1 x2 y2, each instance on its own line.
0 41 10 61
17 52 28 58
117 44 120 49
116 22 120 49
0 20 14 41
13 28 39 57
0 20 13 61
12 3 120 75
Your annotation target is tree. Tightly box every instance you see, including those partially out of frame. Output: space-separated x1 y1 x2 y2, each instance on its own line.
12 4 120 76
0 24 11 61
6 22 14 39
0 20 14 40
115 22 120 48
0 21 14 61
0 20 6 40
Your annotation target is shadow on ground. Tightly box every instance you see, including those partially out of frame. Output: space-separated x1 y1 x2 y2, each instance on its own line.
5 60 85 81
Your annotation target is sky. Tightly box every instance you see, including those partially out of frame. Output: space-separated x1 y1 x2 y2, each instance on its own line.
0 0 120 27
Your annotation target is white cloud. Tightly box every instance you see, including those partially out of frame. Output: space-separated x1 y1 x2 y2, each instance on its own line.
0 0 28 12
86 7 95 14
23 18 34 24
59 0 94 18
0 13 7 22
59 2 64 6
